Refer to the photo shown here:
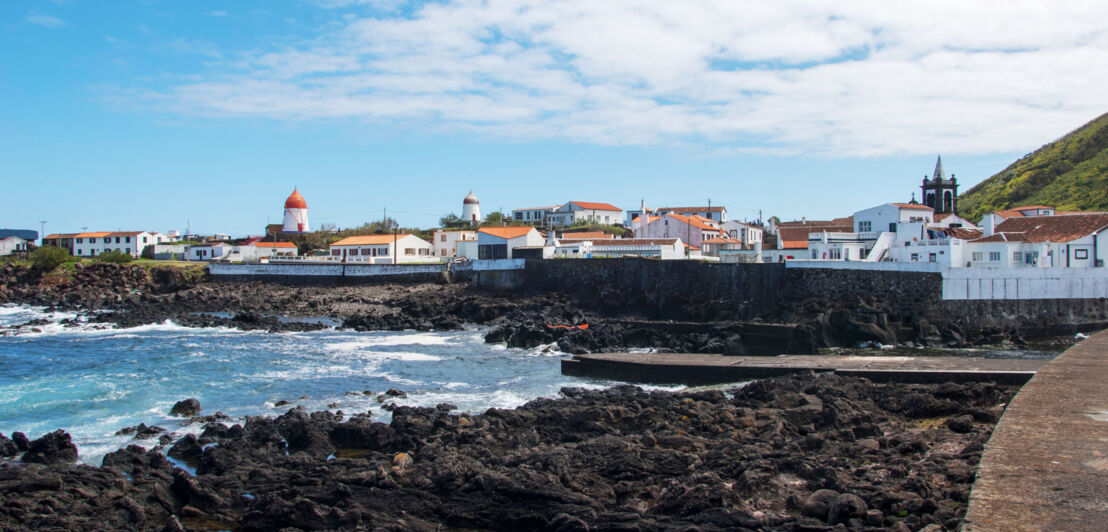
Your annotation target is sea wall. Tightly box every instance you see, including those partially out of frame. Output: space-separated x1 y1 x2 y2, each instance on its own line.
207 262 449 285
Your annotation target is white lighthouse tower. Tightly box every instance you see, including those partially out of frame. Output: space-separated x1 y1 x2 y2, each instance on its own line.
462 190 481 226
282 188 310 233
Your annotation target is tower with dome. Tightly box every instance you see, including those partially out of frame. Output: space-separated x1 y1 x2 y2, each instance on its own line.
462 190 481 226
283 188 310 233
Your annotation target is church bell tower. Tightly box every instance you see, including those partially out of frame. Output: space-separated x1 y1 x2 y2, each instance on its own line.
921 155 958 214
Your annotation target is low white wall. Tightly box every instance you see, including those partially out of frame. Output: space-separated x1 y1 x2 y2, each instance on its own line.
472 258 526 271
786 261 943 273
942 268 1108 300
209 263 443 277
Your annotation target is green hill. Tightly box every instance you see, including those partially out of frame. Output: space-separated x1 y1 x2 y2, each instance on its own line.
959 111 1108 221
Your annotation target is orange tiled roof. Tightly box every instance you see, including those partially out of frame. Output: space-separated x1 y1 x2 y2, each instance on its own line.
666 213 723 232
972 213 1108 244
702 237 742 244
74 232 111 238
560 231 614 239
890 203 933 211
479 226 536 239
43 233 80 240
569 201 621 212
332 234 412 246
251 241 298 248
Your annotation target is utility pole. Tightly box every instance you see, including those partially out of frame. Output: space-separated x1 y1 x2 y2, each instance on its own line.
38 220 46 246
392 218 398 265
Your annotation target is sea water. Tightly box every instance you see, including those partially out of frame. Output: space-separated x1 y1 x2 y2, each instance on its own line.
0 304 677 465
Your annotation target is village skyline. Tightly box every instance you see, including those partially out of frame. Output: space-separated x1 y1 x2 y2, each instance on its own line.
4 1 1108 234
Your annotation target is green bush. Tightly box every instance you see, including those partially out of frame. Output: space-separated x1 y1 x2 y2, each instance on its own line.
30 246 73 272
97 250 135 264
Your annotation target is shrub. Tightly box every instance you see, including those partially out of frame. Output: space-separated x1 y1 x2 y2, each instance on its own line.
30 246 72 272
97 250 134 264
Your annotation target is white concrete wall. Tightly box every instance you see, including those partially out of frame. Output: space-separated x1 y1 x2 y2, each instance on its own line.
942 268 1108 300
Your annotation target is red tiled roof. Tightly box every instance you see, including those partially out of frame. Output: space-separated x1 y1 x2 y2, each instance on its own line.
702 237 742 244
971 213 1108 244
936 227 984 240
332 234 413 246
479 226 536 239
75 232 111 238
43 233 80 240
591 238 682 246
569 201 621 212
658 206 725 213
666 213 723 232
890 203 933 211
776 223 852 249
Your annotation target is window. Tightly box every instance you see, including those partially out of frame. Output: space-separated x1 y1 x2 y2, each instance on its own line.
332 249 340 256
125 248 130 254
888 223 897 232
972 252 983 261
76 238 83 244
989 252 1001 261
441 249 447 256
115 237 121 243
858 221 872 232
440 235 447 242
125 237 131 243
142 237 147 243
929 253 937 262
76 249 82 255
1013 252 1022 262
910 253 919 261
404 248 415 255
1075 249 1089 259
419 248 429 255
89 238 96 244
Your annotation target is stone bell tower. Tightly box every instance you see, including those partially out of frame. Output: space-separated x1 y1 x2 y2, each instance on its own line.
921 155 958 214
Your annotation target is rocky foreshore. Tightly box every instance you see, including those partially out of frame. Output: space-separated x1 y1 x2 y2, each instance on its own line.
0 373 1013 531
0 262 1072 354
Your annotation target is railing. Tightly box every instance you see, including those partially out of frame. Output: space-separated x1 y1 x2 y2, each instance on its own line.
808 231 878 241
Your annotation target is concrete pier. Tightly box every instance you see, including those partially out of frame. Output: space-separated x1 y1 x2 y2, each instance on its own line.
964 329 1108 530
561 352 1046 385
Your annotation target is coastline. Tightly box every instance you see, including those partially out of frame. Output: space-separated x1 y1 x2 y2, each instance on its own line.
1 373 1014 531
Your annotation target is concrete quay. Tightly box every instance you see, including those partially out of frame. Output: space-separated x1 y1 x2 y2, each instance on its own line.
560 352 1045 385
965 329 1108 531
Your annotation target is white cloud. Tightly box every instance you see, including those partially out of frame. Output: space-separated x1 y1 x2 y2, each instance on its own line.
27 12 67 28
136 0 1108 156
207 10 229 18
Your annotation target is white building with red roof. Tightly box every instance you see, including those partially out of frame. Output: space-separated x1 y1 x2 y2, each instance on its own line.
633 212 725 251
547 201 622 228
329 234 434 264
964 212 1108 268
282 188 310 233
471 226 544 259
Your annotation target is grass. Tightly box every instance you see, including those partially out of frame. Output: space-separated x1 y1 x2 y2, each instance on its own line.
959 111 1108 221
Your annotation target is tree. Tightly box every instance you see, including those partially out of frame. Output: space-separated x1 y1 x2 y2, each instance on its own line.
483 211 507 225
140 245 155 260
439 213 465 228
30 246 72 272
97 250 134 264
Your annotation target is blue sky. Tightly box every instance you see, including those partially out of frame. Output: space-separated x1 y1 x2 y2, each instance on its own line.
3 1 1107 237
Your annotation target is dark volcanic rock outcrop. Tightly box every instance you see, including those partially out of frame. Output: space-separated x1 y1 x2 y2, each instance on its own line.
0 374 1014 531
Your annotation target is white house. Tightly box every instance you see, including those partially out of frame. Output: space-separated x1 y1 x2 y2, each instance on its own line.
547 201 622 228
330 234 435 264
634 213 724 251
964 213 1108 268
233 241 299 261
656 206 727 223
554 237 686 260
432 230 477 258
720 221 763 247
931 212 978 230
73 231 162 258
189 242 233 261
473 226 544 259
0 236 30 255
511 206 560 225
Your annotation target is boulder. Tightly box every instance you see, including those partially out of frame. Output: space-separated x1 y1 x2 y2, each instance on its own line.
170 398 202 417
21 429 78 464
944 415 975 434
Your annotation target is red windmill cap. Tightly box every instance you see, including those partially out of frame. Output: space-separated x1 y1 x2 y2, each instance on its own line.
285 188 307 209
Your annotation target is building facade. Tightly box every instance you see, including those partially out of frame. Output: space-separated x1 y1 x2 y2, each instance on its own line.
329 234 435 263
546 201 622 228
431 230 477 258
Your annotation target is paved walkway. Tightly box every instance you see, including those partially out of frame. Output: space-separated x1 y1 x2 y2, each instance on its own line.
561 352 1044 385
965 329 1108 530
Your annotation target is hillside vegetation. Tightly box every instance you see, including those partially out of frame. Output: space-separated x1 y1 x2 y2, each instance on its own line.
959 111 1108 221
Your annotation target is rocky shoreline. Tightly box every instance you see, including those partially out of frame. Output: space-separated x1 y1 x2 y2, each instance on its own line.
1 373 1013 531
0 263 1077 354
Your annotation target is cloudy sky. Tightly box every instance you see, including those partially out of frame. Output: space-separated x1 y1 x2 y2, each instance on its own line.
3 0 1107 235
